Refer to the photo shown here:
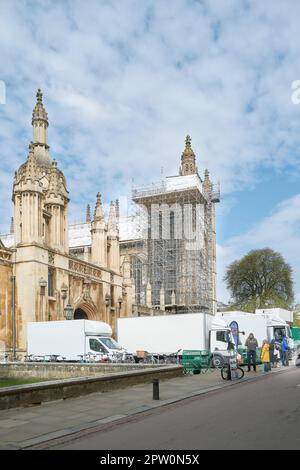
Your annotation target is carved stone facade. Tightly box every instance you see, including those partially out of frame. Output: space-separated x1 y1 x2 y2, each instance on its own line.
0 90 132 357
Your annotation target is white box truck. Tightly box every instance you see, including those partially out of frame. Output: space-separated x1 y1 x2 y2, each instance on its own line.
27 320 125 361
117 313 235 367
218 311 293 348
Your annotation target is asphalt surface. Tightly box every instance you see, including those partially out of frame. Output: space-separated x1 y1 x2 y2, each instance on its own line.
53 367 300 450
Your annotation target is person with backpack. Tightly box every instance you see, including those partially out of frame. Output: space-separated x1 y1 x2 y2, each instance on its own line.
245 333 258 372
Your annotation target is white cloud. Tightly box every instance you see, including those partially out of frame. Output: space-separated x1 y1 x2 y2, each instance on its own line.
1 0 300 300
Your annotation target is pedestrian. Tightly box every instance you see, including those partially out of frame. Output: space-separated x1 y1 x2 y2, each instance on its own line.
273 343 280 367
245 333 258 372
261 340 271 372
281 335 289 367
269 338 275 368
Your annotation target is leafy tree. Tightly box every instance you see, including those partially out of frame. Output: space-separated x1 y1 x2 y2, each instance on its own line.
224 248 294 312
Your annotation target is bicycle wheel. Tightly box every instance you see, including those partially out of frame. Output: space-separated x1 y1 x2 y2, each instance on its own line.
235 366 244 379
221 365 244 380
221 364 230 380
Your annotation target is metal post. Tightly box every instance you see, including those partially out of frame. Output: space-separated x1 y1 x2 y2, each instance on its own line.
227 362 232 380
153 379 160 400
11 275 16 361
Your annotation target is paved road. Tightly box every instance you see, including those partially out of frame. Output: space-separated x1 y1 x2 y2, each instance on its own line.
54 368 300 450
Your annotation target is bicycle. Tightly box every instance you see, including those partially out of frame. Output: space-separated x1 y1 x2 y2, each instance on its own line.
24 354 45 362
220 363 244 380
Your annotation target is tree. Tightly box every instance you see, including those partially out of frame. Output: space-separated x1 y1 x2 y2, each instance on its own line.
224 248 294 312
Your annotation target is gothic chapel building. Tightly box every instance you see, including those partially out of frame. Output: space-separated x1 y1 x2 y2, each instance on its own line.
0 90 133 358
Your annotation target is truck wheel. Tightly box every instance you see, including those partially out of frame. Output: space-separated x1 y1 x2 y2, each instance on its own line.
212 355 224 369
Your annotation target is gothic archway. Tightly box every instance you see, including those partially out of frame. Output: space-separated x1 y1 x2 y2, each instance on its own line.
74 308 88 320
73 300 97 320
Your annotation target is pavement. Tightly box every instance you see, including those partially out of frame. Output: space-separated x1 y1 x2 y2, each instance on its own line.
56 365 300 450
0 363 294 450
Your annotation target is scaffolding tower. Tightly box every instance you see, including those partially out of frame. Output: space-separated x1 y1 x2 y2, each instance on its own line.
124 174 220 314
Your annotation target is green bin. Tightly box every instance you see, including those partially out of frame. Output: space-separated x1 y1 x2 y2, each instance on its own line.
182 350 212 374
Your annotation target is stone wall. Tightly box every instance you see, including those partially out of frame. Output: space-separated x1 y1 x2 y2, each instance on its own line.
0 364 182 410
0 362 164 379
0 261 13 353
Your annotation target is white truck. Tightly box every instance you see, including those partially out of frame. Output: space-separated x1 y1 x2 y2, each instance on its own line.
117 312 235 367
218 311 293 349
27 320 125 361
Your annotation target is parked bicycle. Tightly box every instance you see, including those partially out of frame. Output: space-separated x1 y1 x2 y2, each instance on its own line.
220 363 244 380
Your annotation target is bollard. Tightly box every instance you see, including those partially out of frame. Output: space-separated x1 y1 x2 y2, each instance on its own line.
153 379 160 400
227 362 232 381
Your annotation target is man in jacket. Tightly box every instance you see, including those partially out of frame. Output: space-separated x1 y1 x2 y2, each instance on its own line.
245 333 258 372
281 335 289 366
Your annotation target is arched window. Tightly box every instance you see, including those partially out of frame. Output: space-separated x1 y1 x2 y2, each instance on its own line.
48 268 55 297
170 211 174 239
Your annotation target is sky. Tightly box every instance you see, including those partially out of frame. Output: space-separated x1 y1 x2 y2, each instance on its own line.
1 0 300 303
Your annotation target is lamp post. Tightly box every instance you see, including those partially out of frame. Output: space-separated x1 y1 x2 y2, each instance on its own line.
105 293 111 324
64 303 74 320
118 296 123 318
39 278 47 322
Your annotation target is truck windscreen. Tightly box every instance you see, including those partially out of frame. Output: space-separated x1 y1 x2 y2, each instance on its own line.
274 327 286 341
100 337 122 350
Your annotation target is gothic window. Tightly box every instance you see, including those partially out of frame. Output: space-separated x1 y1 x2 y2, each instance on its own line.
185 164 189 172
48 268 55 297
170 211 174 240
159 212 163 240
110 284 115 307
190 164 193 172
192 203 196 232
130 256 143 304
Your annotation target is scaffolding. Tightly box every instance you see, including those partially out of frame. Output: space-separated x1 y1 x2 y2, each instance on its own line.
121 174 220 315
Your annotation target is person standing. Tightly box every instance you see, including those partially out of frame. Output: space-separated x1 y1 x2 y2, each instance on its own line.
245 333 258 372
281 335 289 367
269 338 275 368
273 343 280 367
261 340 271 372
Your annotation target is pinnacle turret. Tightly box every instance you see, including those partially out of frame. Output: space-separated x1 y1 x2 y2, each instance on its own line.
86 204 91 223
107 201 118 236
32 88 48 126
179 135 198 176
93 193 104 221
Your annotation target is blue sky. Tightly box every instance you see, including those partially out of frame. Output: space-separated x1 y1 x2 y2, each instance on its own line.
1 0 300 303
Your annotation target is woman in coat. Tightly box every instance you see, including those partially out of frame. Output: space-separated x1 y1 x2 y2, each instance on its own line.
261 340 271 372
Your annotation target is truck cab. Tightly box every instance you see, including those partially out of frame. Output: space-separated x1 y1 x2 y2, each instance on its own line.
87 336 125 357
266 316 294 348
209 317 235 367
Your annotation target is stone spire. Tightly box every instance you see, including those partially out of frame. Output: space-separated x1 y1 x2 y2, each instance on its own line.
115 199 120 223
32 88 48 127
93 193 104 221
179 135 198 176
107 201 119 272
107 201 118 236
25 143 37 180
86 204 91 223
91 192 107 267
203 168 212 194
31 88 51 167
